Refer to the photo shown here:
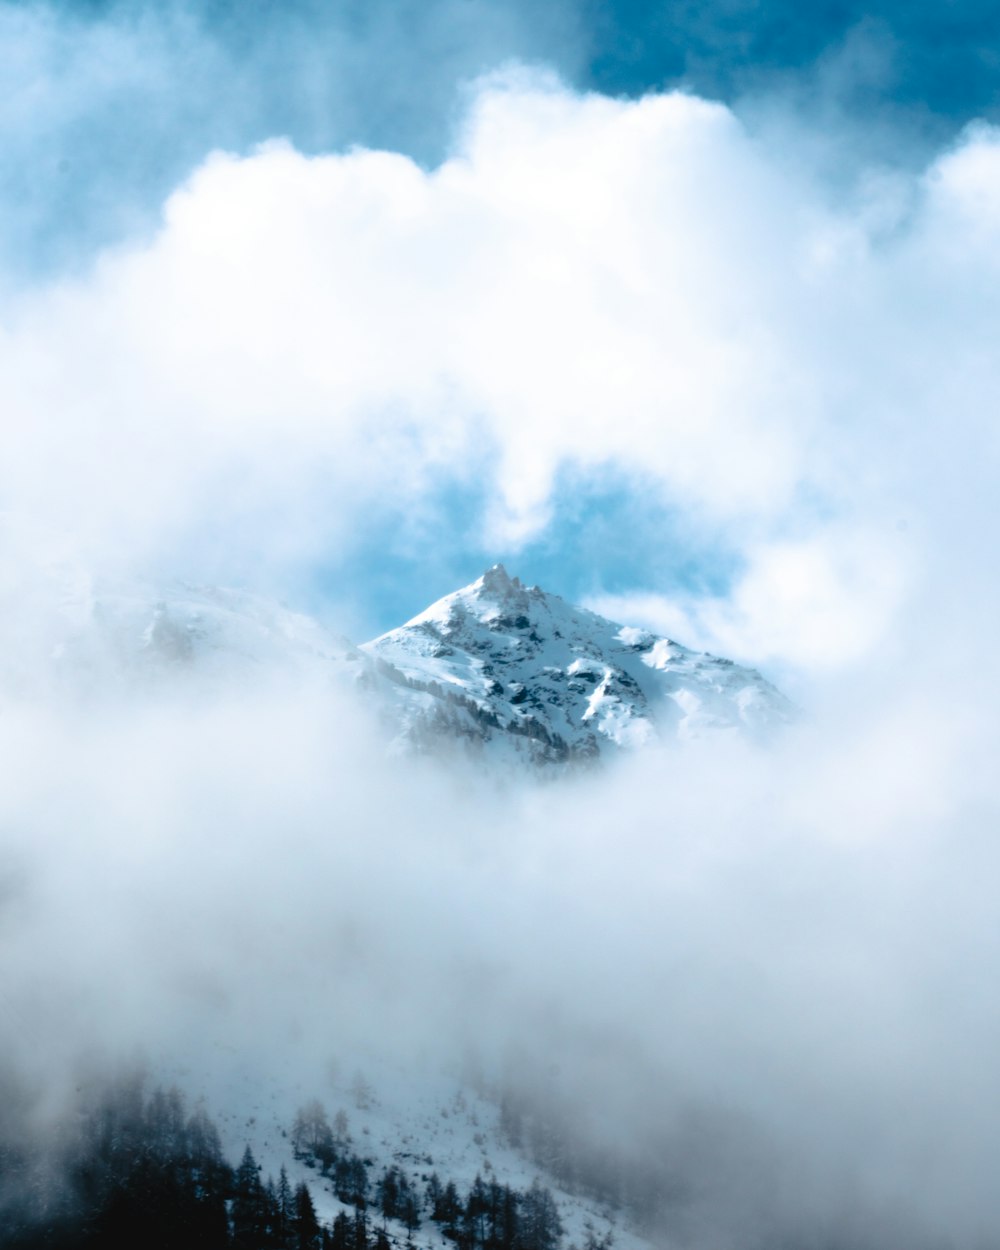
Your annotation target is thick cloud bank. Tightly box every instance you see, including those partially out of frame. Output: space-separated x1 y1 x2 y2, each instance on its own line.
2 74 1000 673
3 73 1000 1249
2 665 999 1248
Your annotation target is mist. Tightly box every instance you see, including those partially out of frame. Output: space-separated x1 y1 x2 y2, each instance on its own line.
2 607 1000 1246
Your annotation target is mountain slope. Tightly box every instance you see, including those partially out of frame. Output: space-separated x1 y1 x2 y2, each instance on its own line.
4 558 793 765
363 564 794 766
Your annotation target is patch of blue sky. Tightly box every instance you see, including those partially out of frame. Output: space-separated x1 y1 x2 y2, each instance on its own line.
303 461 742 641
508 463 741 614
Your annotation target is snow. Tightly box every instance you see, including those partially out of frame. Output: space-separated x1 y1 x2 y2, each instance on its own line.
157 1039 651 1250
363 565 794 765
4 558 795 770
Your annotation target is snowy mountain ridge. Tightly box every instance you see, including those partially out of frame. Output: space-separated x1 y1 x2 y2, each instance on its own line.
7 560 793 765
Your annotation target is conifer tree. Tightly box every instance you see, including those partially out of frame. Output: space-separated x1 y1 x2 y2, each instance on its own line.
519 1180 562 1250
434 1178 462 1230
276 1166 295 1242
294 1180 322 1250
330 1210 353 1250
425 1171 443 1216
398 1173 420 1234
465 1174 490 1247
495 1183 520 1250
377 1166 399 1221
232 1145 269 1247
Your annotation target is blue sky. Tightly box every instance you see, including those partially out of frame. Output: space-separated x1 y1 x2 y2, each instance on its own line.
5 0 997 292
2 1 999 673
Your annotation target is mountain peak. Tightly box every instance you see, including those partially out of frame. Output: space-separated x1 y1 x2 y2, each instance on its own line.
364 569 795 765
483 561 514 583
471 563 535 617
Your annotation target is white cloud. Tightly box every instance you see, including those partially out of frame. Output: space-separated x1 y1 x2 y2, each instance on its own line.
1 73 1000 675
589 527 911 671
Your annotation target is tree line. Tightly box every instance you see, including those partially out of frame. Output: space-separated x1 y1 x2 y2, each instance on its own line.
0 1079 571 1250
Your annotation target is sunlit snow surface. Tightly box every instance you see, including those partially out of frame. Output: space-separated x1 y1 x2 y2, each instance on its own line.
364 564 794 765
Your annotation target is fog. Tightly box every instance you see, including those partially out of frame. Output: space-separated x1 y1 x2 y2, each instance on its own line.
3 53 1000 1250
2 611 1000 1245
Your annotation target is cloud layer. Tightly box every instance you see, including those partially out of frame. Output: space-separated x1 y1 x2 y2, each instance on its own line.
2 658 1000 1248
3 72 1000 675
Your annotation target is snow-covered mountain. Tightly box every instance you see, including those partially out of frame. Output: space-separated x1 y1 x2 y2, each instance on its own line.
363 564 794 766
5 560 793 764
57 580 363 687
0 564 367 701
